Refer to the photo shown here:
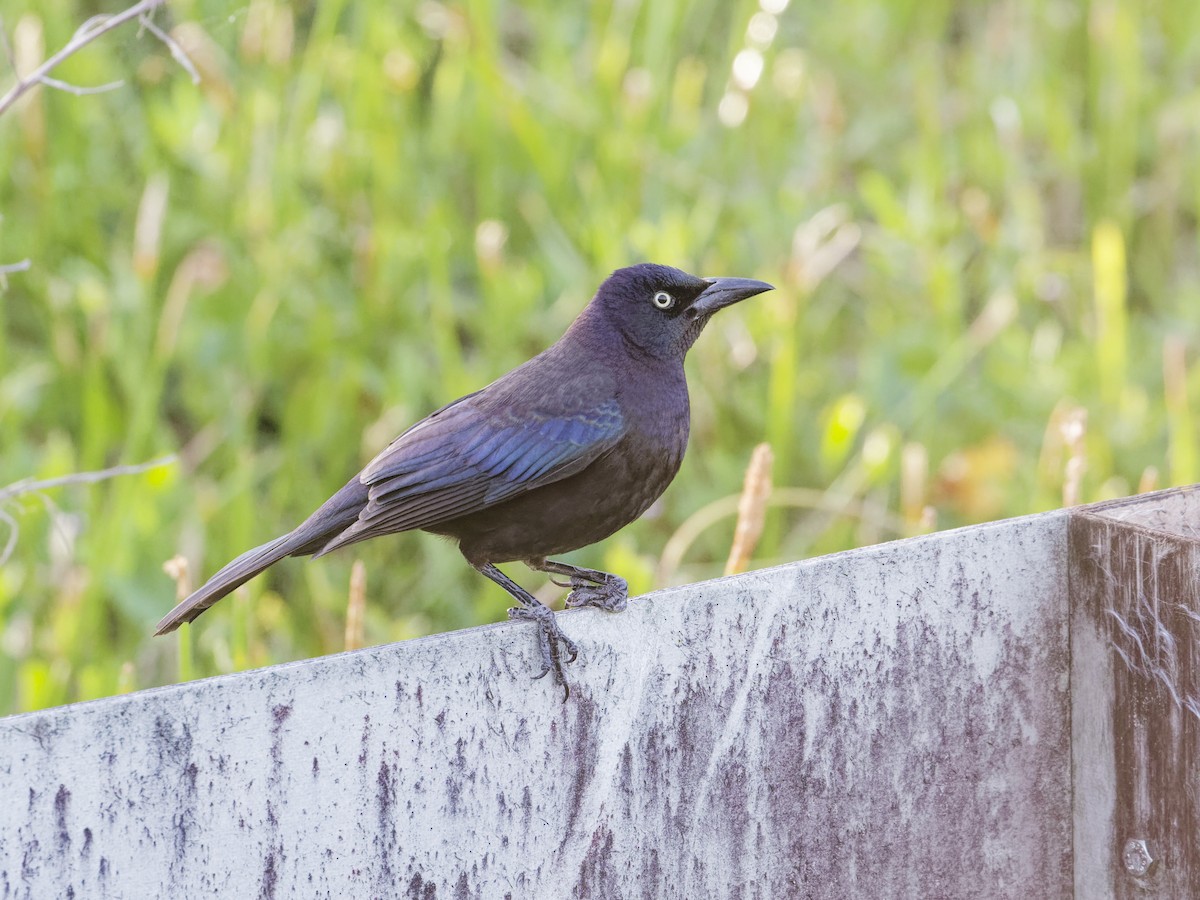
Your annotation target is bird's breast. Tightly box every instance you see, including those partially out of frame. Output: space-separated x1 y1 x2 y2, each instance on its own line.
619 361 691 445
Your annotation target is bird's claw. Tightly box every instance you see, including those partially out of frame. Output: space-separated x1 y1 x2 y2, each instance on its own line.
564 575 629 612
508 603 578 701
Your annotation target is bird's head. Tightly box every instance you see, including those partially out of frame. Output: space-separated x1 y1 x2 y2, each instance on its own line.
584 263 774 359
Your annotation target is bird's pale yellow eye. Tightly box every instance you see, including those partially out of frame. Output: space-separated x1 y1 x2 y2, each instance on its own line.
652 291 675 310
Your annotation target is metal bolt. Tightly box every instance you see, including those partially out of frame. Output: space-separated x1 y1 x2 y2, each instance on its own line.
1122 839 1156 877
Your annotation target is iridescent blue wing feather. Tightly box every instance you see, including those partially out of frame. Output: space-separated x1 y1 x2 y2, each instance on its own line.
316 396 624 554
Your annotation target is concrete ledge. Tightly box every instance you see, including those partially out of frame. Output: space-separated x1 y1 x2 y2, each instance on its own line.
1 513 1072 898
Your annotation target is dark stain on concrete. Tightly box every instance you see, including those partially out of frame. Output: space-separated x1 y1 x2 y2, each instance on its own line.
53 785 70 853
445 737 471 816
574 825 615 898
375 759 396 889
271 704 292 726
21 839 39 879
153 715 193 764
359 714 371 765
259 851 278 900
618 742 633 802
520 785 532 832
261 702 291 899
564 693 599 836
406 872 436 899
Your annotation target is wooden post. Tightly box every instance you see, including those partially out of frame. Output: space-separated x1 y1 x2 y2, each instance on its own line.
1070 487 1200 897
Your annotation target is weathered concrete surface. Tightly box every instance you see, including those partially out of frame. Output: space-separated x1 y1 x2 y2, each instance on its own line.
1070 486 1200 899
0 515 1072 898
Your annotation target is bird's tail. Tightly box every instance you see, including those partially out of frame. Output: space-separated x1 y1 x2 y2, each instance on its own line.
154 533 299 635
155 475 369 635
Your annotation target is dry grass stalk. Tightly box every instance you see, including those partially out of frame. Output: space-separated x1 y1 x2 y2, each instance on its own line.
724 443 773 576
1138 466 1159 494
162 553 190 601
900 442 928 530
1061 406 1087 506
345 559 366 651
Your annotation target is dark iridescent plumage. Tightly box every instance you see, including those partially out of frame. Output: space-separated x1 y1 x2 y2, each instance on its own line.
156 263 773 695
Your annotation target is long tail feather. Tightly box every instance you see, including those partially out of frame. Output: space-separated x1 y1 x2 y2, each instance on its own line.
155 476 370 635
154 534 296 635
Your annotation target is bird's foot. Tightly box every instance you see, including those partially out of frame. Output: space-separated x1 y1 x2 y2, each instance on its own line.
535 559 630 612
508 601 579 700
563 573 628 612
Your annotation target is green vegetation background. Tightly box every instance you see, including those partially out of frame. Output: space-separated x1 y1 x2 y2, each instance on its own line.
2 0 1197 715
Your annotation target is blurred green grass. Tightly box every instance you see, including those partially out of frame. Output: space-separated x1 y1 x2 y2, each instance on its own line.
2 0 1198 715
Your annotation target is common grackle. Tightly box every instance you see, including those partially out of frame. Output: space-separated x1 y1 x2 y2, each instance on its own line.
156 263 773 695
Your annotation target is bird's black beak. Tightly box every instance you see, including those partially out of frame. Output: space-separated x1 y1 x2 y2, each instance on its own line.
690 276 775 317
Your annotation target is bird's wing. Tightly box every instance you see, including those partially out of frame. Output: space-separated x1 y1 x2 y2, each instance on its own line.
316 396 624 554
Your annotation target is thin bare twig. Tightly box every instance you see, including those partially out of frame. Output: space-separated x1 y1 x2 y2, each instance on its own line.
0 455 175 504
136 14 199 85
0 0 197 118
38 74 125 96
0 257 31 293
0 1 201 282
0 456 176 566
0 508 17 566
0 258 30 275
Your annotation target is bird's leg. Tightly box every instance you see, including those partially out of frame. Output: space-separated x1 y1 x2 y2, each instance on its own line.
527 558 629 613
473 562 578 700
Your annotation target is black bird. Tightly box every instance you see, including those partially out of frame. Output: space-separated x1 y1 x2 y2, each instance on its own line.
156 263 773 693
